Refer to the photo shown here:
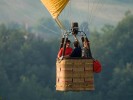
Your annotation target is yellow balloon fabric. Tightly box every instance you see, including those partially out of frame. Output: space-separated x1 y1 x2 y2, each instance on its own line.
41 0 69 19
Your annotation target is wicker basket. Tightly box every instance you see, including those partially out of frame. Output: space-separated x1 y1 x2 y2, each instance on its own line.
56 58 94 91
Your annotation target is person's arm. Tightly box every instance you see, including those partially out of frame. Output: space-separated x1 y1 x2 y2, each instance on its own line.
70 49 76 57
57 48 63 58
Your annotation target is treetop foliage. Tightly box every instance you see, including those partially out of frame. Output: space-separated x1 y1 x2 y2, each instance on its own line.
0 13 133 100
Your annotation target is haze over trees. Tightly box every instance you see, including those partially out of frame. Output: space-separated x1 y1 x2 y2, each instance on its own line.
0 12 133 100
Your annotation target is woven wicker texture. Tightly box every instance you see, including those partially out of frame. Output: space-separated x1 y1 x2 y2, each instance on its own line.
56 59 94 91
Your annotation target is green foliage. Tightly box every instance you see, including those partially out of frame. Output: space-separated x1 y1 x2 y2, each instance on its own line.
0 13 133 100
90 13 133 99
107 63 133 100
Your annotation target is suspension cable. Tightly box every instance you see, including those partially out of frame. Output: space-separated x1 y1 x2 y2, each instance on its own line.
90 0 104 26
69 0 72 29
4 0 61 35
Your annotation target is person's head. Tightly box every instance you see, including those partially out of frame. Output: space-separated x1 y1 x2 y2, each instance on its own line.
66 40 71 47
73 41 79 48
83 39 89 49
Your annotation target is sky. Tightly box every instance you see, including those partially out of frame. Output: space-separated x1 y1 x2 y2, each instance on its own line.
0 0 133 30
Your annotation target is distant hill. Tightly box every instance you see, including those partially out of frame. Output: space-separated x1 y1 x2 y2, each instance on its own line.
0 0 133 30
0 0 47 24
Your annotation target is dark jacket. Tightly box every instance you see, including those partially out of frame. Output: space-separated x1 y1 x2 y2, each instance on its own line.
70 47 82 57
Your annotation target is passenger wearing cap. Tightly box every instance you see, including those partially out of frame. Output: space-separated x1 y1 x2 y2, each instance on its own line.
57 40 73 58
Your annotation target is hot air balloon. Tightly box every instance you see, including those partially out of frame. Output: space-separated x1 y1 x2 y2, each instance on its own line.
41 0 102 91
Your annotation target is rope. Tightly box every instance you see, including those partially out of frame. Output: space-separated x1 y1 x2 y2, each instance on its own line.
4 0 61 35
88 0 94 25
69 0 72 28
86 0 104 27
90 0 104 26
5 0 106 36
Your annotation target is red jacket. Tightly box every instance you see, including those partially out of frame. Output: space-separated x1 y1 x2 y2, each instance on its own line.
58 47 73 57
